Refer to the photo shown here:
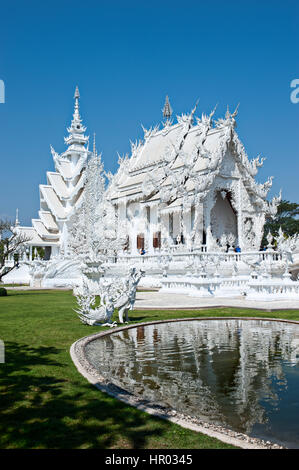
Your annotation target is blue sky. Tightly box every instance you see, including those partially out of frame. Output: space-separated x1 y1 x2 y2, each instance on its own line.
0 0 298 225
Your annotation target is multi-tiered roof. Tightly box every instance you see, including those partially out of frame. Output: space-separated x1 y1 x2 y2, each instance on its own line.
17 87 91 248
107 101 280 219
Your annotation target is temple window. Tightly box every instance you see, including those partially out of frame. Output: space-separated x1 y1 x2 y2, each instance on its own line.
153 231 161 249
137 234 144 250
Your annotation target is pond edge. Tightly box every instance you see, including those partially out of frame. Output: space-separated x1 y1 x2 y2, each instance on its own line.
70 317 296 450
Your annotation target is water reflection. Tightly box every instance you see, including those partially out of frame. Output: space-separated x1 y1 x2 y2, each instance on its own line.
85 319 299 447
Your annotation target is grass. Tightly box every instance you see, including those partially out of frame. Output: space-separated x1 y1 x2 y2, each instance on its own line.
0 289 299 449
0 284 29 287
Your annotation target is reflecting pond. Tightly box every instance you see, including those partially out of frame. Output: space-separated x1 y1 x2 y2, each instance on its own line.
85 319 299 448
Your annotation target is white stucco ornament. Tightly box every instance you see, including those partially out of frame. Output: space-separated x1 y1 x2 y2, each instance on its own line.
74 267 145 326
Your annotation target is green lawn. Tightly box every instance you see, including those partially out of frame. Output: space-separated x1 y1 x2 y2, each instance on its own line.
0 284 29 287
0 289 299 449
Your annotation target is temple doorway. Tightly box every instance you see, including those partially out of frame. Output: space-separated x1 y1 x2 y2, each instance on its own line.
210 191 237 241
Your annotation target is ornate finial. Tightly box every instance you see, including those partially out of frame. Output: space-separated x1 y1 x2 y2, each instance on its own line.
65 86 88 147
225 103 239 119
225 105 230 119
232 102 240 118
162 95 173 120
73 86 81 121
15 208 20 227
74 86 80 99
210 103 218 118
191 99 199 118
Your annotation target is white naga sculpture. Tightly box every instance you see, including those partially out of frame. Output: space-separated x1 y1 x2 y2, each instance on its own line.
75 267 145 326
75 284 116 326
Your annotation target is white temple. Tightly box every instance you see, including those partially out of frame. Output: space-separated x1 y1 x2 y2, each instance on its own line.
4 88 299 301
106 101 278 255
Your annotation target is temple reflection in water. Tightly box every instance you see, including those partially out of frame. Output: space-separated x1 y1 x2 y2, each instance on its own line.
86 319 299 445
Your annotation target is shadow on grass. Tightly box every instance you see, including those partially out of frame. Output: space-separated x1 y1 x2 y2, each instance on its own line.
0 341 167 449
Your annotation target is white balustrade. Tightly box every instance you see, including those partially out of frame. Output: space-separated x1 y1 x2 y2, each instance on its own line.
247 279 299 301
114 249 284 268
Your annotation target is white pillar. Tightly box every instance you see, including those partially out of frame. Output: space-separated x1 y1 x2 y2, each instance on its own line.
205 205 212 251
149 204 158 253
237 179 243 250
183 208 191 242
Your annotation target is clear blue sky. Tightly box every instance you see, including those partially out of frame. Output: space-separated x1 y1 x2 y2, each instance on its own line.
0 0 298 225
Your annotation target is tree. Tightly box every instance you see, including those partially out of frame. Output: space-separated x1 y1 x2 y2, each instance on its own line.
262 200 299 245
68 154 123 261
0 220 31 283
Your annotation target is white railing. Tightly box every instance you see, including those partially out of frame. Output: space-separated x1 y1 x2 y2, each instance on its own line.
112 249 283 266
247 279 299 300
160 275 299 300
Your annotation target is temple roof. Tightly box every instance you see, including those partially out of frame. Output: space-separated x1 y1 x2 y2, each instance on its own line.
16 226 59 246
40 185 67 220
38 211 59 232
32 219 60 240
111 123 224 199
130 124 182 171
47 172 69 199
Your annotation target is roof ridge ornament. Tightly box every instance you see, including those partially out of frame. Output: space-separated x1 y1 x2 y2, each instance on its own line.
162 95 173 129
225 103 239 120
162 95 173 120
191 99 199 116
216 103 240 129
190 99 199 125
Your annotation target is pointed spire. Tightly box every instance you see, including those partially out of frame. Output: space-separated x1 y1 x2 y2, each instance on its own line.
73 86 81 121
74 86 80 99
162 95 173 120
15 208 20 227
64 87 89 148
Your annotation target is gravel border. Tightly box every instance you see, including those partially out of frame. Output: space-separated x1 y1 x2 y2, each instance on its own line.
70 317 296 450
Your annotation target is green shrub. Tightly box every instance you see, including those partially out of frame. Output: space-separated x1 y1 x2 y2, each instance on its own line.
0 287 7 296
